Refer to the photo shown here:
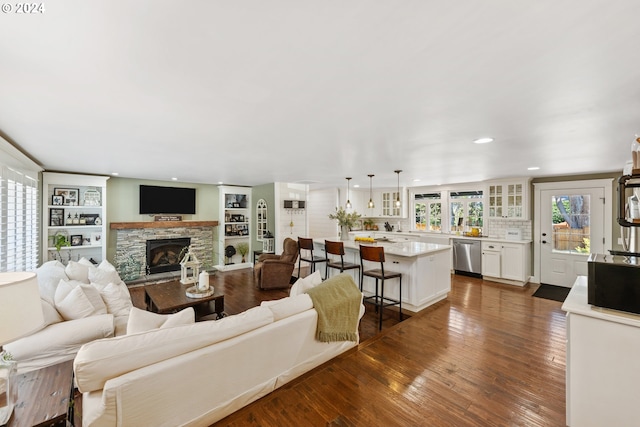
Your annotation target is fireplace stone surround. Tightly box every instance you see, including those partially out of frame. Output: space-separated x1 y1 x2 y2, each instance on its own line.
113 222 217 283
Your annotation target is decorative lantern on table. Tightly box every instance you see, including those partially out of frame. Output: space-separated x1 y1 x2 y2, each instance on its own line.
180 246 201 285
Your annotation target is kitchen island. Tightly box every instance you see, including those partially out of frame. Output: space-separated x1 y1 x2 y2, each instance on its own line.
313 238 452 313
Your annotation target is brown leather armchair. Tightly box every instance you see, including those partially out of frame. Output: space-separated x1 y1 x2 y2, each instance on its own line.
254 238 299 289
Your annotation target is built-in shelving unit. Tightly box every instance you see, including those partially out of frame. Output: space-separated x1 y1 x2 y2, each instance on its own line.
215 186 252 271
42 172 109 265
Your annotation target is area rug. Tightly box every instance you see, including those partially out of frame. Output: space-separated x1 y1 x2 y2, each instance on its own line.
532 284 571 302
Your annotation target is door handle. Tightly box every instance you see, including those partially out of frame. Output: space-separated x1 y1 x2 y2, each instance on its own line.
542 233 547 237
542 240 547 244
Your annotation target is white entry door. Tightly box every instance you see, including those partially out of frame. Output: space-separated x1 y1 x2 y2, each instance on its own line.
539 187 605 287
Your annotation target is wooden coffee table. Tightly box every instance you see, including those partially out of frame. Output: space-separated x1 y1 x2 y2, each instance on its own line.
6 360 74 427
144 280 225 321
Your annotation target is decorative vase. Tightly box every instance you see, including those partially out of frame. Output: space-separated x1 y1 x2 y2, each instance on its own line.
341 225 349 241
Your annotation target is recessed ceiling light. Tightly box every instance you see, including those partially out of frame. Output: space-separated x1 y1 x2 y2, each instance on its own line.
111 172 119 176
171 177 178 181
218 181 224 185
354 184 360 188
413 178 421 182
528 166 540 171
473 137 494 144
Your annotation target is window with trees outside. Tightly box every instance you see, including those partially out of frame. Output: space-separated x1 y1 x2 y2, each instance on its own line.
551 195 591 254
450 191 483 233
415 193 442 231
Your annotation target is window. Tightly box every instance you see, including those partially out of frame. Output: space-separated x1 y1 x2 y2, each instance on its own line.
0 165 39 271
415 193 442 231
449 191 483 233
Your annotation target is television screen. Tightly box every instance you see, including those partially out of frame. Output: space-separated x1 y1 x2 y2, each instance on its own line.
139 185 196 214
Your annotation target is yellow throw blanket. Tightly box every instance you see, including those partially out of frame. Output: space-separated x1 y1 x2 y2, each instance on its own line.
305 273 362 343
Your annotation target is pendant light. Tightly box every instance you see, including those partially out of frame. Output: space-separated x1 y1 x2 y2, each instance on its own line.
345 177 352 209
394 170 402 208
367 174 375 209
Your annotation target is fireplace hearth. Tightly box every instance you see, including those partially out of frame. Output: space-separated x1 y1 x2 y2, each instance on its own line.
146 238 191 275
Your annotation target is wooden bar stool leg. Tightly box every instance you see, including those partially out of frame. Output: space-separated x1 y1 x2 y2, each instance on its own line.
399 277 402 321
379 279 384 330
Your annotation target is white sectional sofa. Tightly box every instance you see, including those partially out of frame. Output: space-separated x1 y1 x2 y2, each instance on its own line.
74 272 364 427
5 259 134 373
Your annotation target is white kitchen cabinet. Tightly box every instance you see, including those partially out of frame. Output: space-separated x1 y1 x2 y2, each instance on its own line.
42 172 109 265
481 240 531 286
486 179 530 220
563 277 640 427
481 242 501 278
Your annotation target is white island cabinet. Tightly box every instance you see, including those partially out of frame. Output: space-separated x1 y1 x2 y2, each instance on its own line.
313 239 451 313
562 276 640 426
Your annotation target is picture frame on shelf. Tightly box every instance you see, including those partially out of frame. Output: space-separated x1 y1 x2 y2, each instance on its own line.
91 232 102 245
54 188 79 206
82 187 101 206
79 213 100 225
49 208 64 226
51 195 64 206
70 235 82 246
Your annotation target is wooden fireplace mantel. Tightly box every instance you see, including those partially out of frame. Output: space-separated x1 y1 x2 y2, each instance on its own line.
110 220 219 230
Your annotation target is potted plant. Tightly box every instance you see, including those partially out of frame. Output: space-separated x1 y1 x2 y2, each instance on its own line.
236 242 249 263
363 218 375 231
328 207 362 240
53 231 70 263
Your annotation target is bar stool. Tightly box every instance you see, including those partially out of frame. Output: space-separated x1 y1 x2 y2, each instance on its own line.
297 237 326 278
324 240 361 280
359 245 402 330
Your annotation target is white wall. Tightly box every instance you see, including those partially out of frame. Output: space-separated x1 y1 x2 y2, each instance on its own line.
308 188 339 238
274 182 308 251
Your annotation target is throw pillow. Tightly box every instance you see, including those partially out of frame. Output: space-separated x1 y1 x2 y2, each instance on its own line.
126 307 195 334
36 261 69 305
261 294 313 321
65 260 91 283
99 281 133 318
289 270 322 297
88 264 121 287
41 298 63 326
54 280 107 320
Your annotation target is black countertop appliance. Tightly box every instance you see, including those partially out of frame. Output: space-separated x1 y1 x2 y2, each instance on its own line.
588 253 640 315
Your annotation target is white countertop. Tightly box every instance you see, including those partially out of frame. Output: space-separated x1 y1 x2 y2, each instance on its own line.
349 230 532 244
314 237 451 258
562 276 640 328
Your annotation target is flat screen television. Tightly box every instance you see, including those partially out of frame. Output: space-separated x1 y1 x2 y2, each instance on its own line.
139 185 196 214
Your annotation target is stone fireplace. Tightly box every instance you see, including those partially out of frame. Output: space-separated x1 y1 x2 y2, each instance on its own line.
146 237 191 275
112 221 218 282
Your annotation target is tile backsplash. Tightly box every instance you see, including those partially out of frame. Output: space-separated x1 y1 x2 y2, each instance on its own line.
485 218 532 240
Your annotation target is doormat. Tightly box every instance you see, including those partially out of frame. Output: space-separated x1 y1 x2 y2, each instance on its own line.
532 284 571 303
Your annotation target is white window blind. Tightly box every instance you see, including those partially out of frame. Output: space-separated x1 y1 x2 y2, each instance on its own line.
0 165 39 271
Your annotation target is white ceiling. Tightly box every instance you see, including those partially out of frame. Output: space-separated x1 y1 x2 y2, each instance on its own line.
1 1 638 190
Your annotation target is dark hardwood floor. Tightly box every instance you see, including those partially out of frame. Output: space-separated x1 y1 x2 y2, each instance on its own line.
125 271 566 426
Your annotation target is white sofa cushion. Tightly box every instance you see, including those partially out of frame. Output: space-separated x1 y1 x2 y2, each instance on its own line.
75 306 275 393
289 270 322 297
36 261 68 305
261 294 314 321
126 307 195 334
54 280 107 320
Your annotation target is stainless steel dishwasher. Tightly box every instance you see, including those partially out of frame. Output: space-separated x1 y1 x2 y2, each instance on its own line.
452 238 482 277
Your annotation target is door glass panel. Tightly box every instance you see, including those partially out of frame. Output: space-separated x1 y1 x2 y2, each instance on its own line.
551 195 591 254
451 202 464 232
